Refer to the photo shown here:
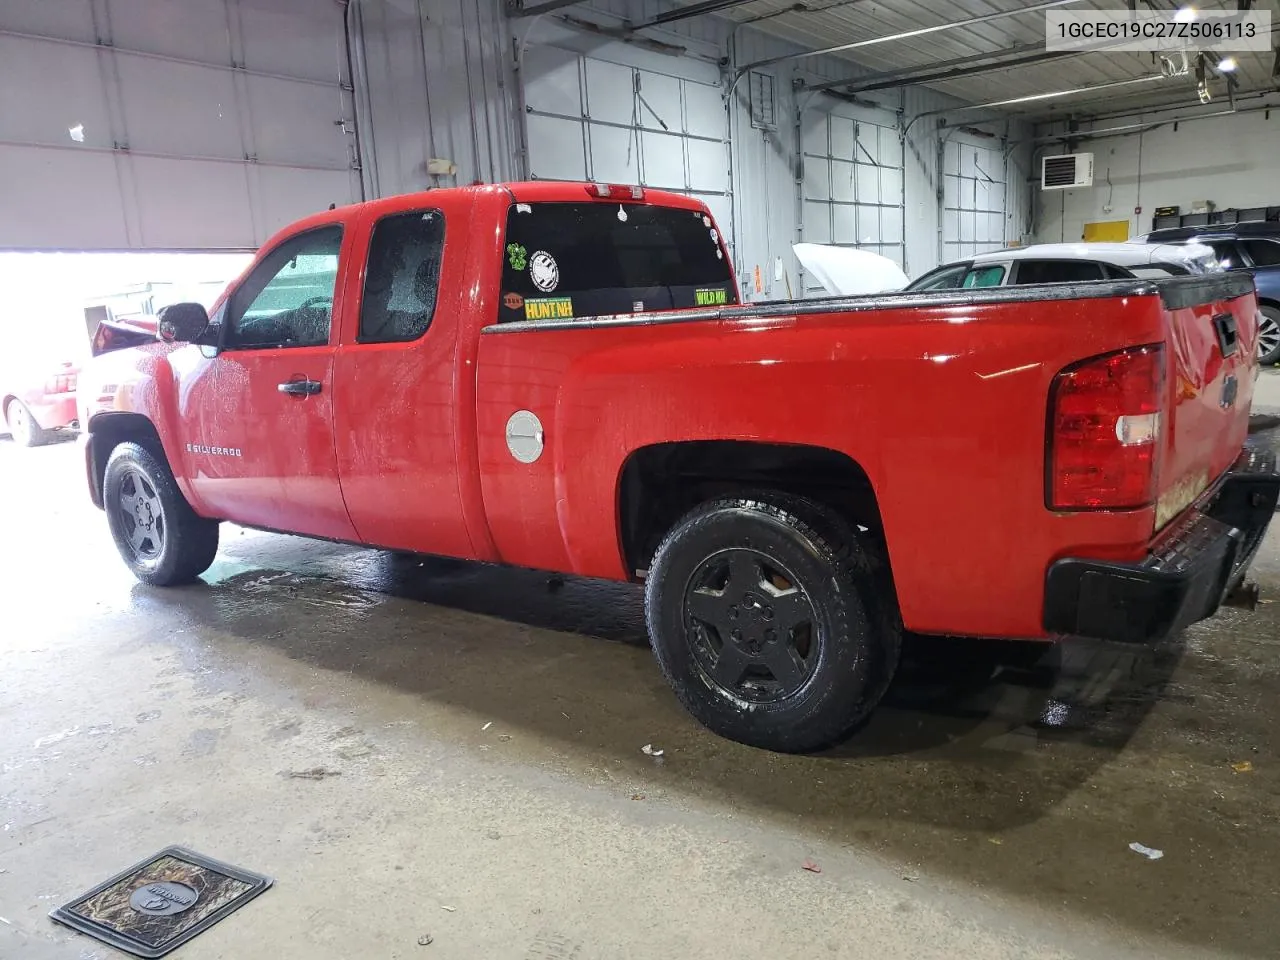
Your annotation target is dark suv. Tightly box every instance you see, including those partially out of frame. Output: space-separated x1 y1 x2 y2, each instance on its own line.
1142 222 1280 364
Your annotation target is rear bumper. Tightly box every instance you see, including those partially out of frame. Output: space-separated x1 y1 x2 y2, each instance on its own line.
1044 443 1280 643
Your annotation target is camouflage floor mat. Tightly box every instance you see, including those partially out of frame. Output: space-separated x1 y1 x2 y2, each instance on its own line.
49 846 272 958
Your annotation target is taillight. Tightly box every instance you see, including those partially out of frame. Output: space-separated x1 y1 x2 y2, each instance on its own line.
1047 344 1165 510
46 373 77 394
587 183 645 201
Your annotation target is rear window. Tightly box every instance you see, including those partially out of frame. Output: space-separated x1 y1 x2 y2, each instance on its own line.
1243 238 1280 266
498 202 736 323
1014 260 1105 284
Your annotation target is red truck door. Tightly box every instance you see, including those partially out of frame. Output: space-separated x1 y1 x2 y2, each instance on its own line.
179 223 358 541
330 199 476 558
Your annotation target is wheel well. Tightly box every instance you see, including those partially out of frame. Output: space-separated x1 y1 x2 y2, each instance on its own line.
1257 297 1279 311
618 441 885 576
87 413 165 506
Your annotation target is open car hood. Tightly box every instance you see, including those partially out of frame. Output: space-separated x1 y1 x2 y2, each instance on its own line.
793 243 910 297
90 317 159 357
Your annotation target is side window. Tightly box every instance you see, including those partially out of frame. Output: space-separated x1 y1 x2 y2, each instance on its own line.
962 264 1006 288
1014 260 1104 284
1207 240 1241 269
360 210 445 343
911 263 970 291
226 226 342 349
1101 263 1137 279
1242 239 1280 267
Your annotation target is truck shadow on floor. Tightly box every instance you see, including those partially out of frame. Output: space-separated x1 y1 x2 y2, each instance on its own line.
158 539 1184 801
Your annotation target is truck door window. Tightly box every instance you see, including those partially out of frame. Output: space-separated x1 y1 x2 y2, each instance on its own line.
961 265 1006 288
360 210 445 343
226 226 343 349
1242 238 1280 267
497 202 737 323
1012 260 1104 284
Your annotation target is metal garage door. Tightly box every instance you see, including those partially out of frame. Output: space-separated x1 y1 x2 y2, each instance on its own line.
941 139 1008 263
0 0 360 251
800 105 906 294
520 45 733 249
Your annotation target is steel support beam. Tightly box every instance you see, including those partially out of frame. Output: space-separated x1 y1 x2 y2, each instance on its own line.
735 0 1086 74
801 43 1069 95
627 0 763 30
507 0 592 19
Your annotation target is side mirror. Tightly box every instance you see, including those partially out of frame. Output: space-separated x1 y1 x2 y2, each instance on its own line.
157 302 210 343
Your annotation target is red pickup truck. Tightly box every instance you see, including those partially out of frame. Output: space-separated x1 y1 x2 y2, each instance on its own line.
78 181 1279 752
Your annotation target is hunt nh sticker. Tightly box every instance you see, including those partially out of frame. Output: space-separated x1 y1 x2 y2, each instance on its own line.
695 288 728 306
524 297 574 321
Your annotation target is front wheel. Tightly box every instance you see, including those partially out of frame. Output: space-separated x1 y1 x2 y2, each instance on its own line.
6 400 50 447
103 442 219 585
644 494 901 753
1258 306 1280 366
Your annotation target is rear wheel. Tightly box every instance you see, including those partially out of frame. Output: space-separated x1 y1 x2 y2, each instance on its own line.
5 400 50 447
644 493 901 753
104 442 219 585
1258 306 1280 366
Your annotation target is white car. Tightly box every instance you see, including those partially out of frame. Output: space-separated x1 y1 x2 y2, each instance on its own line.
906 241 1219 291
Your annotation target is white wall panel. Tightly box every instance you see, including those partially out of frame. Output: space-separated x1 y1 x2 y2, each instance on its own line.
0 146 130 249
942 135 1010 262
521 37 732 241
588 125 640 184
527 116 587 180
0 0 359 251
1035 107 1280 243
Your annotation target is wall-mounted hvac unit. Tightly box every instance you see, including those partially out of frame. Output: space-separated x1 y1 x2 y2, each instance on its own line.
1041 153 1094 190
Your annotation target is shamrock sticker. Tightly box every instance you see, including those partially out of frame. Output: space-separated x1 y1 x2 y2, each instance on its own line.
507 243 528 271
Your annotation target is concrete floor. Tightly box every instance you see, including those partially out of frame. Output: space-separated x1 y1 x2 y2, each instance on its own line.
2 411 1279 959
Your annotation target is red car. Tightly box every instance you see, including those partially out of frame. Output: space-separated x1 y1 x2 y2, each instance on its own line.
76 181 1278 752
2 360 80 446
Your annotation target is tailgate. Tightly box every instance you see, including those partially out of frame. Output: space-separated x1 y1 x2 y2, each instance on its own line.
1156 274 1259 529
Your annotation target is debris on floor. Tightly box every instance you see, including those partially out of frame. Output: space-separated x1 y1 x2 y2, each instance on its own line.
802 859 822 874
1231 760 1254 773
283 767 342 780
641 744 664 757
482 722 492 731
1128 842 1164 860
631 793 646 801
441 905 456 912
417 934 434 946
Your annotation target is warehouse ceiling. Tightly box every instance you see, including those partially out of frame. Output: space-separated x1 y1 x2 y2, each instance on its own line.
672 0 1280 119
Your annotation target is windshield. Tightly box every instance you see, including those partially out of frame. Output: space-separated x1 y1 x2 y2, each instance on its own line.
497 202 736 323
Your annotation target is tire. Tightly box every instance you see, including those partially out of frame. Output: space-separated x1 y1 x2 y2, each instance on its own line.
103 441 219 585
1259 306 1280 366
5 400 51 447
644 493 901 753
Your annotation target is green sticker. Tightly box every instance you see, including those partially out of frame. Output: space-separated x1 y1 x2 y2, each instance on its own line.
506 243 527 271
524 297 574 321
695 288 728 306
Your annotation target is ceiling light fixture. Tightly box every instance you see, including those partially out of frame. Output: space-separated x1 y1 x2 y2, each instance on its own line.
1218 56 1238 72
1174 5 1198 22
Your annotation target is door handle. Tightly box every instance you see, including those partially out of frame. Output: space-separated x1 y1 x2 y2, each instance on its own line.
277 379 322 396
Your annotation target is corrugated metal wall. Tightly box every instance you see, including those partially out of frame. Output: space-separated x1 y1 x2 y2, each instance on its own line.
351 0 1033 291
351 0 517 198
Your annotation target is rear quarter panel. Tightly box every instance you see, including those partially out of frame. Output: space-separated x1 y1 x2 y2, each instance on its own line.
476 289 1171 639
